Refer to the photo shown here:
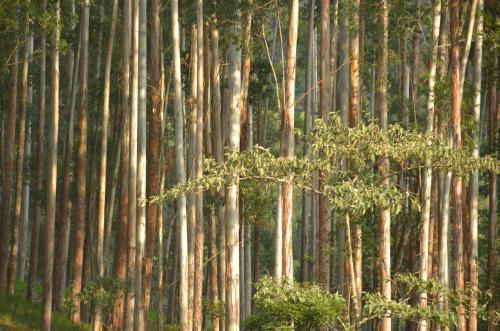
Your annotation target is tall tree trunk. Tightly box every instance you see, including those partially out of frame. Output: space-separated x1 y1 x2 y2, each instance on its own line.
318 0 331 290
28 0 47 301
349 0 362 325
112 0 131 327
17 36 33 278
124 0 139 328
0 41 19 295
143 0 161 323
193 2 205 329
419 2 441 331
71 1 90 323
171 0 189 327
226 12 242 331
53 0 79 310
459 0 478 99
487 67 497 331
469 1 483 330
437 1 450 326
376 1 391 330
301 0 315 282
411 0 422 122
8 13 31 293
187 24 198 331
94 0 118 329
134 0 147 329
40 0 60 328
450 1 465 329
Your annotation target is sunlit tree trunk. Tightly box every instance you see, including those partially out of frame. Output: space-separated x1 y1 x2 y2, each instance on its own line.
450 1 466 329
124 0 139 328
193 2 205 329
71 0 90 323
279 0 299 282
469 2 483 330
459 0 478 99
376 1 391 330
411 0 421 123
418 2 441 331
8 12 31 293
40 0 60 328
349 0 362 325
171 0 189 327
134 0 147 329
225 12 242 330
187 24 198 330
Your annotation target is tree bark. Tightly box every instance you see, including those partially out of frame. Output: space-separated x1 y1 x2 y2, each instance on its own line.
450 1 466 329
318 0 331 290
40 0 60 328
376 1 391 330
418 2 441 331
171 0 189 327
27 0 46 302
226 13 242 330
70 1 90 323
469 1 483 330
8 14 31 293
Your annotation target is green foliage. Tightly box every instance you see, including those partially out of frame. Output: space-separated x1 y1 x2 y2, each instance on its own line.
362 273 500 328
245 276 346 330
152 114 499 217
73 277 129 328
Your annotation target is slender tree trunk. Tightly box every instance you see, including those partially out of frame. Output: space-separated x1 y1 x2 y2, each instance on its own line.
459 0 478 98
53 0 79 309
318 0 331 290
411 0 422 122
124 0 139 328
112 0 131 327
28 0 46 301
40 0 60 328
143 0 161 324
71 1 90 323
487 69 498 331
187 24 198 331
301 0 315 283
93 0 118 329
0 42 19 295
469 2 483 330
171 0 189 327
376 1 391 330
450 1 465 329
226 13 242 331
418 2 441 331
8 14 31 293
133 0 147 329
193 2 205 329
17 36 33 279
349 1 362 324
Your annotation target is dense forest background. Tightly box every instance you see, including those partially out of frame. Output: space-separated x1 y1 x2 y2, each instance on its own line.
0 0 498 330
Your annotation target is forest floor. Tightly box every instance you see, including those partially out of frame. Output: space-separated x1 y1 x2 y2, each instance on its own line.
0 282 90 331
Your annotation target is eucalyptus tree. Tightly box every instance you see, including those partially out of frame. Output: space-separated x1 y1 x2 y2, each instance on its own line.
419 1 442 330
450 0 466 329
71 0 90 323
41 0 60 328
171 0 189 327
226 9 243 330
